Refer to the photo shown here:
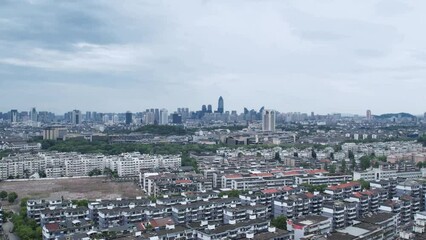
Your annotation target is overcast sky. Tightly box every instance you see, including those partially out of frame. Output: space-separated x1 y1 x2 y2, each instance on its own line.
1 0 426 115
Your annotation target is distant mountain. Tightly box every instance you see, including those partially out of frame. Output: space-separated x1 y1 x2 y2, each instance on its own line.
374 112 415 119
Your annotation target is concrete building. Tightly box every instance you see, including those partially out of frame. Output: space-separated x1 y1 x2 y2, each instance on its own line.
262 109 276 132
287 215 332 240
71 110 81 125
159 109 168 125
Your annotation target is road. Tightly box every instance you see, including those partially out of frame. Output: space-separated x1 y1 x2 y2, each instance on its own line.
2 221 19 240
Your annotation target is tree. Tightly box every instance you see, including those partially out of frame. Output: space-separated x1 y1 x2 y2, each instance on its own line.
274 152 281 161
359 179 370 190
271 216 287 230
0 190 7 200
329 164 336 174
311 149 317 159
360 156 372 170
341 160 347 173
72 199 89 207
38 170 47 178
219 190 241 198
8 192 18 203
293 152 299 157
348 150 355 160
330 152 334 160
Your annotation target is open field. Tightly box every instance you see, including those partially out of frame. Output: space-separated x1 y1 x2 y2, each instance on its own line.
0 177 144 203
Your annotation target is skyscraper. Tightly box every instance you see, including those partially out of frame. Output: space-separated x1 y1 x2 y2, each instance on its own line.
10 109 18 123
160 109 168 125
30 107 37 122
125 111 133 125
85 111 92 121
262 109 276 132
218 96 224 113
207 104 213 113
71 110 81 125
366 110 372 121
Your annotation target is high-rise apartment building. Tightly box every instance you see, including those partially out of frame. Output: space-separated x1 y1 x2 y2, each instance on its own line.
218 96 224 113
366 110 372 121
125 111 133 125
10 109 18 123
30 107 37 122
262 109 276 132
71 110 82 125
159 109 168 125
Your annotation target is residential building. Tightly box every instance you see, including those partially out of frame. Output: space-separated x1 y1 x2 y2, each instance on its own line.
287 215 332 240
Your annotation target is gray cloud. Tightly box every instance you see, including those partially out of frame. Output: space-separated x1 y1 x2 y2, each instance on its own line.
1 0 426 114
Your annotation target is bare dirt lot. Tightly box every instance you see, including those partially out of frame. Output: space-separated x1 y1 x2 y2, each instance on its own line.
0 177 144 203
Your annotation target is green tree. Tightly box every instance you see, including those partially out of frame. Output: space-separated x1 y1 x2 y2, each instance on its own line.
348 150 355 160
311 149 317 159
293 152 299 157
341 160 347 173
274 152 281 161
329 164 336 174
330 152 334 160
38 170 47 178
72 199 89 207
8 192 18 203
360 156 372 170
219 190 241 198
0 190 7 200
271 216 287 230
359 179 370 190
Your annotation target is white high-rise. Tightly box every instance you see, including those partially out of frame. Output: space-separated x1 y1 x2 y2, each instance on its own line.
160 109 168 125
262 109 276 132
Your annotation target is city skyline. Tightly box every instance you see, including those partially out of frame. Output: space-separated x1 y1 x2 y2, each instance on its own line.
2 1 426 114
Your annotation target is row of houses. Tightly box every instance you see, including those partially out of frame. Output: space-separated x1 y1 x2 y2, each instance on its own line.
0 152 181 179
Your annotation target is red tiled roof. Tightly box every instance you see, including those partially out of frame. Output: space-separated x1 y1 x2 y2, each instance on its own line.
261 188 279 194
306 169 328 174
45 223 60 232
353 192 363 198
328 181 360 191
150 217 175 228
283 170 304 176
224 174 243 179
305 192 314 198
175 179 192 184
283 186 294 191
251 173 274 177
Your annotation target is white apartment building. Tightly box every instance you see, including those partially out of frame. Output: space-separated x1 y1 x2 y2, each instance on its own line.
0 152 181 179
353 167 425 181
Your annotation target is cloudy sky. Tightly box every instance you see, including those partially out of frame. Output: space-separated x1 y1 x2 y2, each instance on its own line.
1 0 426 115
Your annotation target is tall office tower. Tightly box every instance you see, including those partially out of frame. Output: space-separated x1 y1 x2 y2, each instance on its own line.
218 96 224 113
144 111 155 125
85 111 92 121
207 104 213 113
202 105 207 113
366 110 372 121
172 113 182 124
71 110 82 125
10 109 18 123
30 107 37 122
125 111 133 125
159 109 168 125
262 109 276 132
154 109 160 124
